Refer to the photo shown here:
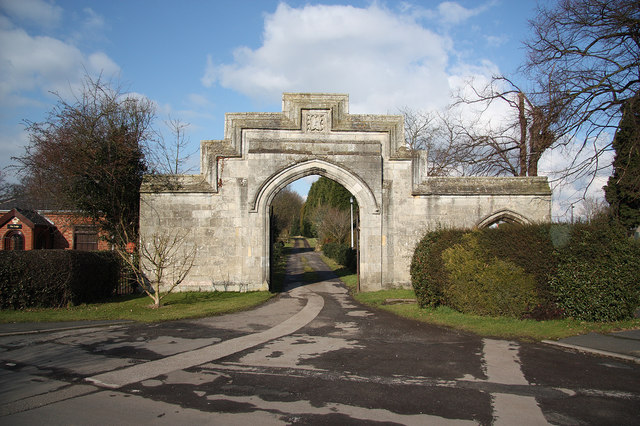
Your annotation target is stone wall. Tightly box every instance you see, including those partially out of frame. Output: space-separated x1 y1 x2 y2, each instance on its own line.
140 93 551 292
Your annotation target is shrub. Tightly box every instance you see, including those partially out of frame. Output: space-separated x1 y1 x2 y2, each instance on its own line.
270 240 285 292
411 220 640 321
410 229 465 308
322 242 356 270
550 221 640 321
442 233 539 318
0 250 120 309
321 241 339 259
476 223 559 317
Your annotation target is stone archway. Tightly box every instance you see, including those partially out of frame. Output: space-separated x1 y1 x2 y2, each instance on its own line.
253 159 380 289
140 93 552 292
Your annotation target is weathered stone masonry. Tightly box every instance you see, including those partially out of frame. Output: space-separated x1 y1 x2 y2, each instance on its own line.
140 93 551 292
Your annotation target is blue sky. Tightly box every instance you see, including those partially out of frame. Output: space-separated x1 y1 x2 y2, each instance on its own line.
2 0 597 219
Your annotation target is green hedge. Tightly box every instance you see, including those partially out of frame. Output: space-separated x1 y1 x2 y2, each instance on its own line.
476 224 557 311
550 221 640 321
322 242 356 270
0 250 120 309
411 221 640 321
442 233 539 318
410 229 465 308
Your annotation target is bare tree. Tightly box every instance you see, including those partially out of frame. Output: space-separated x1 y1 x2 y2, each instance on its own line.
523 0 640 182
401 107 437 153
152 117 196 175
0 170 12 201
454 75 563 177
401 104 534 177
402 107 466 176
314 205 351 244
117 230 196 308
577 196 609 223
450 0 638 184
271 186 304 239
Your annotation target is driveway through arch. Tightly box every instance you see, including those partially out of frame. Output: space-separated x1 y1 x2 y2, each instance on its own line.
252 159 381 289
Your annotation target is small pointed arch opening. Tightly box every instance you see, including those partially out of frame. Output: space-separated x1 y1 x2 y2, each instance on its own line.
477 209 531 229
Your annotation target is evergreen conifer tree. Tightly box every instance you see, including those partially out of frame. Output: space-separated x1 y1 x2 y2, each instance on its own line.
604 95 640 234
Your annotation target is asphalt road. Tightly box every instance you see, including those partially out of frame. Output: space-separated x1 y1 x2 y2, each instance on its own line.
1 240 639 425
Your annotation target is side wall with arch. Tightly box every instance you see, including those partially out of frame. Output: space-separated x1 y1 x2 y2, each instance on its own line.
140 93 552 292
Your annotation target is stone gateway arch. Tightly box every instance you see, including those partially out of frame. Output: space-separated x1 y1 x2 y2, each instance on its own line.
140 93 551 292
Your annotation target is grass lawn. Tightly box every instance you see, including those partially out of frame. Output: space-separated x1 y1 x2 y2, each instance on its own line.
1 237 289 325
321 253 640 341
0 291 274 324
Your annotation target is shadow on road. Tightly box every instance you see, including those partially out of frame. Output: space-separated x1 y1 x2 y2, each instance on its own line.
282 237 352 290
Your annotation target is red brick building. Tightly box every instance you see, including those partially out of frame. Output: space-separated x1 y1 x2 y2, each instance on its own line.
0 208 109 251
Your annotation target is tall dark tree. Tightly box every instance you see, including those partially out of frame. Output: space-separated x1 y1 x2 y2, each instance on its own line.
14 75 155 246
604 95 640 233
305 177 354 211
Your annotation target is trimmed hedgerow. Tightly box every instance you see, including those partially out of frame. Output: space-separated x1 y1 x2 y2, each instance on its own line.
476 223 560 318
0 250 120 309
410 229 465 308
442 232 539 318
322 242 356 270
411 220 640 321
549 220 640 321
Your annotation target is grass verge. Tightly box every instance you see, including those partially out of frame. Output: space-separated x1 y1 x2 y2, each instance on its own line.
306 238 318 249
321 255 358 289
0 291 274 324
321 253 640 341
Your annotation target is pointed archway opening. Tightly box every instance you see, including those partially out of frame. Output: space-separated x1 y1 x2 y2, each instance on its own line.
268 174 361 292
253 159 378 292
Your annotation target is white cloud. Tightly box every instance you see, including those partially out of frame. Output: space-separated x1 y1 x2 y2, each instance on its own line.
87 52 119 76
437 2 478 24
66 7 108 46
0 4 121 174
201 54 218 88
81 7 106 33
485 34 508 47
401 1 496 26
0 20 120 104
186 93 212 109
0 0 62 29
0 25 82 100
203 3 476 113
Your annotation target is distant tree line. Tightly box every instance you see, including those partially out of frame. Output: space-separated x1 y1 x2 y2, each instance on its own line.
270 176 357 247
